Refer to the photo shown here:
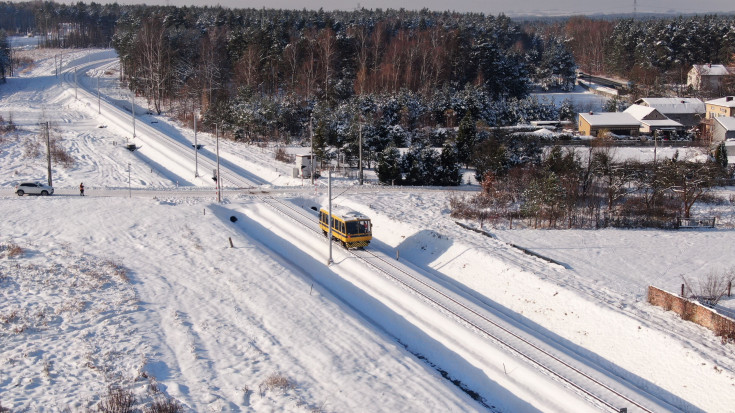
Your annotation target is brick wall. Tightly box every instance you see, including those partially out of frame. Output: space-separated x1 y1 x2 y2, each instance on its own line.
647 286 735 342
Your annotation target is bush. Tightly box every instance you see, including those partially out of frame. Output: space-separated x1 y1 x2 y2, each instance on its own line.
144 398 182 413
1 242 23 258
97 387 135 413
274 147 294 163
259 373 294 396
682 268 735 307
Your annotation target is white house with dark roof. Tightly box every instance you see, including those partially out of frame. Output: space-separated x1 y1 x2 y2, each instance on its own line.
687 64 731 91
633 97 705 127
623 104 684 134
578 112 640 137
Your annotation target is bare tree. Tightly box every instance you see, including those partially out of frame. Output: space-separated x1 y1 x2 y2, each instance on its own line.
349 25 370 95
683 268 735 307
136 16 171 115
660 159 725 218
317 28 337 99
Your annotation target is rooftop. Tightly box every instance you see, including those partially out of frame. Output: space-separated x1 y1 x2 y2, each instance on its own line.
640 119 684 128
692 64 731 76
579 112 639 126
624 104 658 120
715 116 735 131
706 97 735 108
634 97 705 114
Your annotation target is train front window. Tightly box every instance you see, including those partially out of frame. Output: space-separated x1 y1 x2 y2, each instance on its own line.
346 220 371 234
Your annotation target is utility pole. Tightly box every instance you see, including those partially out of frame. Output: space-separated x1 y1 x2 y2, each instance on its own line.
44 122 52 187
194 107 199 178
131 90 136 138
310 117 315 185
97 75 100 114
74 66 77 99
128 163 131 198
327 167 333 265
358 116 363 185
216 124 221 203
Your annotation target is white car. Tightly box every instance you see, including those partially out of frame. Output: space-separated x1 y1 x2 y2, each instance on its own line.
15 182 54 196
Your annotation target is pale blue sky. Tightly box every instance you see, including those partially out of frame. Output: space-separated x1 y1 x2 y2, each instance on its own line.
101 0 734 16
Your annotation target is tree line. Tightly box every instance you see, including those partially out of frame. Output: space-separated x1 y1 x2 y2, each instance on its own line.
536 15 735 97
0 30 9 82
451 141 730 229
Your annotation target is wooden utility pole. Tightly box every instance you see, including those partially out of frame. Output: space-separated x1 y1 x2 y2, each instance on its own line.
194 107 199 178
216 124 221 203
310 117 315 185
359 116 363 185
45 122 52 187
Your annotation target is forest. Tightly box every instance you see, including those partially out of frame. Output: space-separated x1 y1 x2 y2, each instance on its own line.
536 15 735 97
0 4 734 225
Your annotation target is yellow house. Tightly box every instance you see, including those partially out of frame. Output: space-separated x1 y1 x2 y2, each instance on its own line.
705 96 735 119
578 112 640 137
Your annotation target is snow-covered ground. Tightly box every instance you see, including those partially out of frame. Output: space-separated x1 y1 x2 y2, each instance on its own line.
2 43 735 412
532 84 609 113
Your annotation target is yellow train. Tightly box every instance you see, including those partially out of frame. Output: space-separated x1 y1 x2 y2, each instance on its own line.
319 208 372 249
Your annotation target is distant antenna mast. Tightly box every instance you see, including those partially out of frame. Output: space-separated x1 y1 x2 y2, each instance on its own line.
633 0 637 17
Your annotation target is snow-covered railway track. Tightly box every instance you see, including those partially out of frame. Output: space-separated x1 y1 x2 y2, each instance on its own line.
350 247 664 413
60 59 260 189
259 196 669 413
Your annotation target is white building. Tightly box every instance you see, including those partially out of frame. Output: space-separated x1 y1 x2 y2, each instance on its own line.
687 64 731 91
578 112 640 137
623 104 684 135
633 97 705 127
713 116 735 143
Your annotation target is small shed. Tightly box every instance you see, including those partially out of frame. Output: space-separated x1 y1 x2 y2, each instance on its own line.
293 154 316 179
578 112 640 137
712 116 735 143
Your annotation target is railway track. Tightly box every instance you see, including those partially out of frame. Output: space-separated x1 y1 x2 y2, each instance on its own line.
60 59 262 190
60 56 672 413
259 196 671 413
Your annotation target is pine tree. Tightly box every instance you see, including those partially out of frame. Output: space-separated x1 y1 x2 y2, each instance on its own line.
401 146 423 185
456 111 477 168
714 142 728 169
438 142 461 186
0 30 9 83
472 137 509 182
376 145 401 185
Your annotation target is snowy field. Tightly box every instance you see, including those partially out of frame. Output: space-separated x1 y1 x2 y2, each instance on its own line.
2 42 735 412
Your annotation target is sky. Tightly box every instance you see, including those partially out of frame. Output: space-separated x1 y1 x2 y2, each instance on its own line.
13 0 735 17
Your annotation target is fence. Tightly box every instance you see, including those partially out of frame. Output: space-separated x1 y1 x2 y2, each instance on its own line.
675 217 716 229
647 286 735 342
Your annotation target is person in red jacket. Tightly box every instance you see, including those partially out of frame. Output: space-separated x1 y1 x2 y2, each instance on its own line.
79 182 85 196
